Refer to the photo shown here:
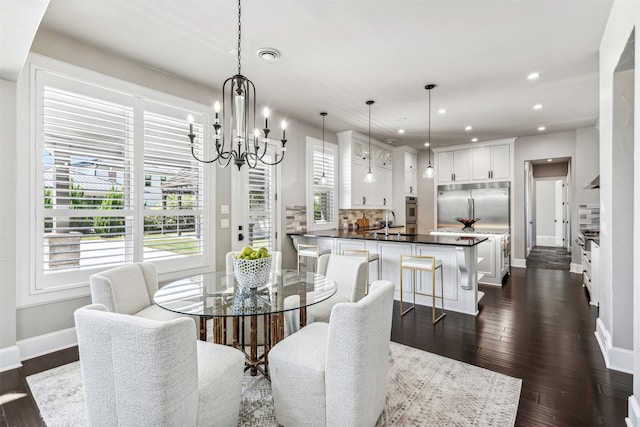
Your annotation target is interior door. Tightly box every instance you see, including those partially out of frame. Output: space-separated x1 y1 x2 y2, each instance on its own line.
232 143 280 251
554 179 564 246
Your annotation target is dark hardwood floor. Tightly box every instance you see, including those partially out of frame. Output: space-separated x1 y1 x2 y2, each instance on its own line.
1 267 632 426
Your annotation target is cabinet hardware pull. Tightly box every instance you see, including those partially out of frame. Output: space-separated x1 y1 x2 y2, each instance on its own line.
409 185 413 193
363 196 366 205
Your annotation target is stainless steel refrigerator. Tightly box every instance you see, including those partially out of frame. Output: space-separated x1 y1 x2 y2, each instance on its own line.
437 182 510 230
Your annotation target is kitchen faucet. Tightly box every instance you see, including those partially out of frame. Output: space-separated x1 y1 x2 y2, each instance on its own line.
384 210 396 236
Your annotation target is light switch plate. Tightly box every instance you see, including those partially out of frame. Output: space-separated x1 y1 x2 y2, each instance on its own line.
221 205 229 215
221 219 230 228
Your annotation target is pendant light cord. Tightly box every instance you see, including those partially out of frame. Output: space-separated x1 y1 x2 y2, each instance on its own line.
322 113 326 176
428 88 431 164
368 102 372 172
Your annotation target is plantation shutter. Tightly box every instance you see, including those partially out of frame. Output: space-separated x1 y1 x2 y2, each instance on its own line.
247 148 275 250
311 143 337 226
42 84 135 274
143 110 204 260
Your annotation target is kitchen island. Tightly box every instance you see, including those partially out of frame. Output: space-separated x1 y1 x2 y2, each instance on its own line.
430 228 510 286
289 229 488 316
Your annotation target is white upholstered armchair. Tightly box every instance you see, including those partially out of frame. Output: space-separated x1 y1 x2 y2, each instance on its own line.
74 304 245 427
89 262 182 321
285 253 368 335
270 280 395 427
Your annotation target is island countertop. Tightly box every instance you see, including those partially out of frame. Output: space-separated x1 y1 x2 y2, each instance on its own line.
287 229 487 246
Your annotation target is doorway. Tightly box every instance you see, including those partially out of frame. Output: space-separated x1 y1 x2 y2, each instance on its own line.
525 159 571 270
231 142 282 252
534 178 566 247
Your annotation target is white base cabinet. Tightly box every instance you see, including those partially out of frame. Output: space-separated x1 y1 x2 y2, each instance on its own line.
290 234 482 316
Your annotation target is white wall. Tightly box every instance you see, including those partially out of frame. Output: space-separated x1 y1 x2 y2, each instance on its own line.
0 79 18 351
597 1 639 423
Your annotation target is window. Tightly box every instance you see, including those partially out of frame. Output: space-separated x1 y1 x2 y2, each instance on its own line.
306 137 338 230
247 150 276 250
26 58 213 297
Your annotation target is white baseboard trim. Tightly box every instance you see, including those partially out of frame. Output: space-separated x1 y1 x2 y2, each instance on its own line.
627 395 640 427
17 327 77 362
570 263 583 274
595 318 634 374
512 258 526 268
0 346 22 373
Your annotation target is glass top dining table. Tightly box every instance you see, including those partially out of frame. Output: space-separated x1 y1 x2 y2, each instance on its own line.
154 269 338 318
154 269 338 378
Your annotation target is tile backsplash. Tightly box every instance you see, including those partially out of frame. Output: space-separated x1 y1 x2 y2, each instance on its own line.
285 207 394 232
578 204 599 231
338 209 387 230
285 205 307 233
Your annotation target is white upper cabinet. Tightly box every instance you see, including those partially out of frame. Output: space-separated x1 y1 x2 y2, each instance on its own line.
434 139 514 185
391 146 418 225
472 144 510 180
437 149 471 183
338 131 393 209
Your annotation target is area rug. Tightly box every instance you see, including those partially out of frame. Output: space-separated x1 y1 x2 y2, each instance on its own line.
27 342 521 426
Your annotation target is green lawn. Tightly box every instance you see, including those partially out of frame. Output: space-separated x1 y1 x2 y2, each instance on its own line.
80 233 201 254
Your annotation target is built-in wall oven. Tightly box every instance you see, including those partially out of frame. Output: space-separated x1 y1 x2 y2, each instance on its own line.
406 197 417 223
405 196 417 234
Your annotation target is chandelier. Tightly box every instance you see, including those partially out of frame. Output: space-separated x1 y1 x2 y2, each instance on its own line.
187 0 287 169
423 84 436 179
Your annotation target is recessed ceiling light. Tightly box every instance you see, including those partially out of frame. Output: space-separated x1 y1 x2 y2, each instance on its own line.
471 138 478 142
527 72 541 80
398 129 405 134
538 126 546 131
424 142 430 147
533 104 543 110
257 48 281 62
384 139 396 144
465 126 472 131
547 158 553 162
437 108 446 114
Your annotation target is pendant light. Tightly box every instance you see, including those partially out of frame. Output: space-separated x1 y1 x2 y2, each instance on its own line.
187 0 287 170
423 84 436 179
319 112 328 185
364 100 376 183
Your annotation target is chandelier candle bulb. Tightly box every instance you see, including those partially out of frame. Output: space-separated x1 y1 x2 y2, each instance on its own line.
281 120 287 139
214 101 220 123
187 115 194 135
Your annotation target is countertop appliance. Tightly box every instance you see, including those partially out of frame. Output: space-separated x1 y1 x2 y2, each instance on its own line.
437 182 510 231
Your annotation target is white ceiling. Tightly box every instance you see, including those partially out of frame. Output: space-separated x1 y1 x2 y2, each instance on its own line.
34 0 612 150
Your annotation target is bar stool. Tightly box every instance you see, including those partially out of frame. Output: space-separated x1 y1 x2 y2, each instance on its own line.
399 254 446 324
297 244 331 273
341 249 381 294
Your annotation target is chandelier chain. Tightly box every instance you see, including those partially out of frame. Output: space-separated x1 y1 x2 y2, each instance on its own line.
237 0 242 74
